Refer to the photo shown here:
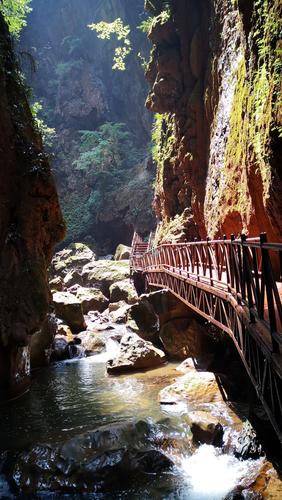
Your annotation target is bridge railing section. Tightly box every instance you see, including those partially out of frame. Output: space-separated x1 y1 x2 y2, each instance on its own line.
130 233 282 353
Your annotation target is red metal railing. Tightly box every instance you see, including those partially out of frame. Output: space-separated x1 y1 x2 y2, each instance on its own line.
130 233 282 353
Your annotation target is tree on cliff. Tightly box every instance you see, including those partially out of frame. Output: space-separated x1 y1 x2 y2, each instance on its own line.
0 0 31 37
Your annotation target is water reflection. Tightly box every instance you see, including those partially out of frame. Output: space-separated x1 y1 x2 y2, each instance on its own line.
0 353 178 451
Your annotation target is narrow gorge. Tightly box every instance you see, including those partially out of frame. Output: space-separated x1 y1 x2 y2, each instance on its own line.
0 0 281 499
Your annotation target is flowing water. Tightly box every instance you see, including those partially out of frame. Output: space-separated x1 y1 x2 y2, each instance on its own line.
0 340 264 499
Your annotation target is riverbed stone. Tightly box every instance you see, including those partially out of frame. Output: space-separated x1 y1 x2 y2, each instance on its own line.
127 299 159 340
234 422 264 460
109 300 128 312
251 461 282 499
186 410 224 446
159 317 212 361
75 286 109 313
107 332 166 373
50 243 96 278
51 336 69 361
109 279 138 305
77 331 106 354
159 371 223 405
114 244 131 260
63 269 83 288
53 291 86 333
57 323 74 342
10 420 174 495
49 276 63 292
81 260 130 296
110 303 131 323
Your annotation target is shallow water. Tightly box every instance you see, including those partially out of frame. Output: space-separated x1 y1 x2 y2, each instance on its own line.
0 343 263 498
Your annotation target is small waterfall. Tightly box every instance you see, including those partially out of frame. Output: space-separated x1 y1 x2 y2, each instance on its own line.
179 444 263 499
87 338 120 364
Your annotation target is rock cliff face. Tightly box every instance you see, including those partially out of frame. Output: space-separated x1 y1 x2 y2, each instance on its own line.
147 0 282 242
0 14 64 399
21 0 155 253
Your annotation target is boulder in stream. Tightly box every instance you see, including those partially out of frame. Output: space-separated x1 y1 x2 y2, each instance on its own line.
109 279 138 305
75 286 109 313
114 244 131 260
186 410 224 446
107 332 166 373
53 291 86 333
159 371 223 405
81 259 130 295
50 243 96 278
77 331 106 355
10 420 174 495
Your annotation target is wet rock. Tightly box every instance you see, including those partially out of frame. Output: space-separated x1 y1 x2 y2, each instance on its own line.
114 244 131 261
186 411 224 446
122 448 173 474
176 352 215 372
159 371 223 405
234 422 264 460
30 314 57 368
109 300 128 312
77 331 106 355
224 486 264 499
159 317 211 360
63 269 83 288
76 286 109 313
251 461 282 499
109 279 138 305
50 243 96 279
57 324 74 342
127 298 159 340
110 303 131 324
107 332 166 374
49 276 63 292
10 420 173 495
53 291 86 333
51 337 69 361
81 260 129 296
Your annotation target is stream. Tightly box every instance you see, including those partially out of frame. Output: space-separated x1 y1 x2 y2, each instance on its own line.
0 340 264 499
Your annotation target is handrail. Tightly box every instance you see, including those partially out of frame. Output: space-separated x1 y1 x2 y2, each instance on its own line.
130 233 282 354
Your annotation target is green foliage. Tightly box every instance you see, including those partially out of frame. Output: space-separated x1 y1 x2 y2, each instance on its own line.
69 122 152 231
0 0 32 37
88 18 131 71
152 112 178 199
61 190 91 244
145 0 172 15
138 10 171 34
31 101 56 148
206 0 281 237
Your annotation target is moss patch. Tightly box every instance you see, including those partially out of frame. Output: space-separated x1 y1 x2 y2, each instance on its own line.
207 0 281 236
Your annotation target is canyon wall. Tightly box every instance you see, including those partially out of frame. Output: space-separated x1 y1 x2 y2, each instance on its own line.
146 0 282 243
21 0 155 253
0 14 65 399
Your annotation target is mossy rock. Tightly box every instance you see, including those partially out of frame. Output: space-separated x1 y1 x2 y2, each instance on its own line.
53 292 86 333
114 244 131 261
75 287 109 313
81 260 130 296
109 279 138 305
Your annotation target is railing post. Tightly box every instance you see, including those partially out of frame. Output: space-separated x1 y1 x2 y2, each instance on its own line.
207 237 213 285
229 234 235 290
237 234 244 301
194 238 199 279
241 233 255 323
260 232 279 353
